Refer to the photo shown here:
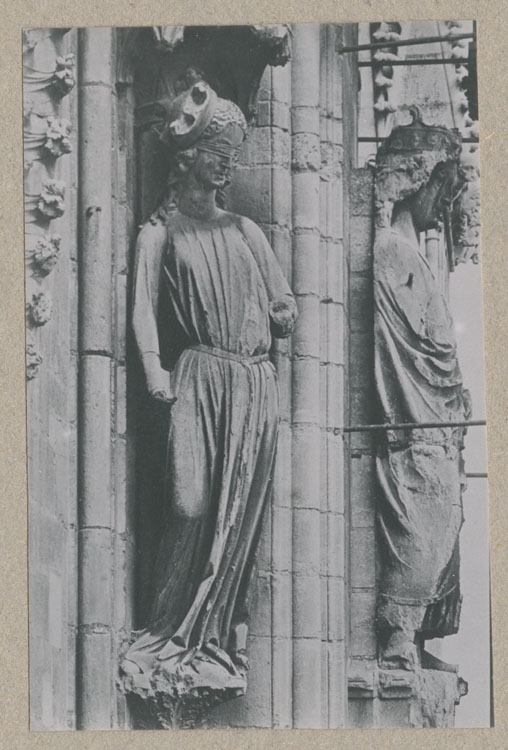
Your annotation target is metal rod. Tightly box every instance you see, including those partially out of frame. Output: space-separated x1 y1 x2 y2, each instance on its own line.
359 58 469 67
341 419 486 433
338 33 474 54
466 473 488 479
358 136 479 144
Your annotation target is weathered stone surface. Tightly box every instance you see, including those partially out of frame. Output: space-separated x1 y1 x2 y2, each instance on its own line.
292 172 320 230
350 214 373 273
292 231 320 295
293 508 321 575
293 294 321 358
271 638 293 727
349 274 373 332
293 573 322 638
350 591 377 659
328 578 346 641
350 169 375 216
351 527 376 589
351 453 376 528
292 358 320 424
293 638 322 727
292 132 321 172
348 667 466 728
320 140 343 182
122 665 247 729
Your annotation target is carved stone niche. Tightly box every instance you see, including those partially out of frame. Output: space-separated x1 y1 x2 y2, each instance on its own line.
116 25 291 730
118 25 290 221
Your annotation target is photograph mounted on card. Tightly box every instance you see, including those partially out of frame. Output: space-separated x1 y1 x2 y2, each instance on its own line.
23 21 490 730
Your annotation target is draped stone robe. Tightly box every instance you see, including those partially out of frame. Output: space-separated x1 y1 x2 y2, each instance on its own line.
374 227 468 641
125 208 297 691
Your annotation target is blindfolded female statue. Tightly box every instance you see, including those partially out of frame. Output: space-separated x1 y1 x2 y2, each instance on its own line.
121 80 297 712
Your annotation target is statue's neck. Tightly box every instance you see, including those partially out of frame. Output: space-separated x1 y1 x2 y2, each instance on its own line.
178 178 219 221
391 202 420 247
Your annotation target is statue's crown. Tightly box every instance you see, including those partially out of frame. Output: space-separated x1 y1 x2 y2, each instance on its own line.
378 106 462 159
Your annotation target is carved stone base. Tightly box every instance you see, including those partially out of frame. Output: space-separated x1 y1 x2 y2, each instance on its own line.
348 660 468 728
119 662 247 729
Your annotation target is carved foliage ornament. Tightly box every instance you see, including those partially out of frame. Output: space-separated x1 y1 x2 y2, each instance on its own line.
26 291 53 327
44 116 73 156
23 30 73 380
23 54 76 98
452 148 481 265
445 21 479 139
24 117 73 176
37 180 66 219
26 342 43 380
370 22 403 115
27 234 62 277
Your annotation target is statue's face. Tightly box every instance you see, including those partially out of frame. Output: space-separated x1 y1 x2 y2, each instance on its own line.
411 160 461 232
188 123 243 191
191 148 236 190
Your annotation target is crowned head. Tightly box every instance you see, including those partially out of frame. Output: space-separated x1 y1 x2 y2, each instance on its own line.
161 79 247 156
375 106 464 227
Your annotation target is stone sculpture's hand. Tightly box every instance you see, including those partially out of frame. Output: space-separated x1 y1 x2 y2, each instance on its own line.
150 388 177 406
269 296 298 338
143 352 177 405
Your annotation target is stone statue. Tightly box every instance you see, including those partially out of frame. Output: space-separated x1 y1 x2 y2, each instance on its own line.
120 80 297 723
373 107 470 670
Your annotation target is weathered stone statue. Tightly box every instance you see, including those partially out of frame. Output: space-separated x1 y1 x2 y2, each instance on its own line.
373 107 470 670
120 80 297 725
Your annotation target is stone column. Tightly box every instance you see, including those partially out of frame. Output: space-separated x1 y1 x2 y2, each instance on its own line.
111 72 138 730
290 24 323 728
77 27 115 729
319 24 347 728
265 62 294 729
290 23 348 728
347 168 378 727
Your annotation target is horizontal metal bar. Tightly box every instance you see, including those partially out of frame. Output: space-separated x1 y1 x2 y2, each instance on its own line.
358 136 479 144
466 473 488 479
338 33 474 54
341 419 486 433
359 58 469 67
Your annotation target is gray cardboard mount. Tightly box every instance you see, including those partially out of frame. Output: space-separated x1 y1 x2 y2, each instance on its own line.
1 0 506 747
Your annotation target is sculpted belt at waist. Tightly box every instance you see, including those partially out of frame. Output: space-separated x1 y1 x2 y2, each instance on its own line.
187 343 270 365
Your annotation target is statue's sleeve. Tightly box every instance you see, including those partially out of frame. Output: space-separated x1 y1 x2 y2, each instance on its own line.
131 219 170 393
239 216 298 338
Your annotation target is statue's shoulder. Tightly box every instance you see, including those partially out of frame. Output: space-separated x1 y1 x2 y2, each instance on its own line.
136 212 169 250
229 212 264 241
374 227 415 255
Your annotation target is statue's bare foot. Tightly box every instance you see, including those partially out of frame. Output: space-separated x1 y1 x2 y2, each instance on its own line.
421 649 458 673
120 657 142 675
380 631 418 670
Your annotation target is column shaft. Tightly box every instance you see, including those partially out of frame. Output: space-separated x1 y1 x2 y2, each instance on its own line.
77 27 115 730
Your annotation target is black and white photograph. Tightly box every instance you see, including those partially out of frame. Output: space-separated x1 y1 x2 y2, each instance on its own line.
24 20 490 730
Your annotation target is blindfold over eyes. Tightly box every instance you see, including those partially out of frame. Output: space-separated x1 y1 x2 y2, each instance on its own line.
196 141 242 160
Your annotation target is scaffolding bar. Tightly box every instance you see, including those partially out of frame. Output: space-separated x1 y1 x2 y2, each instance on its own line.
358 58 469 67
338 33 474 55
358 136 479 144
341 419 486 433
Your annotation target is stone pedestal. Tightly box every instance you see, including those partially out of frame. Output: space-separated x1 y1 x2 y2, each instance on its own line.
348 661 468 728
